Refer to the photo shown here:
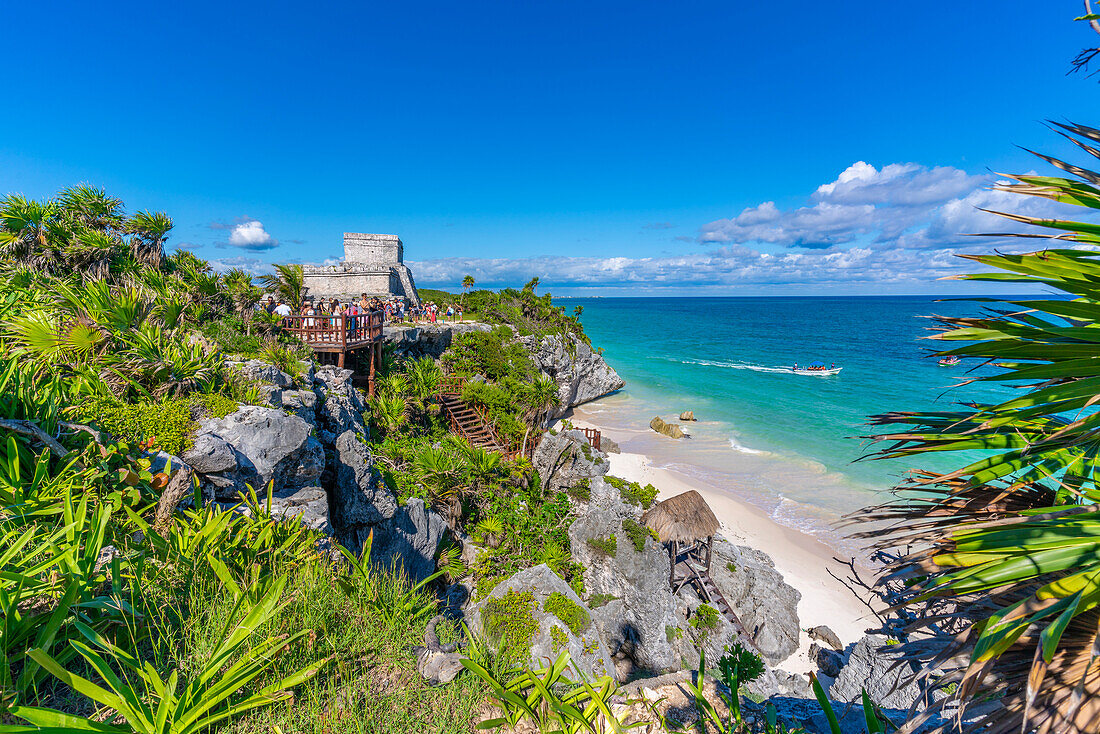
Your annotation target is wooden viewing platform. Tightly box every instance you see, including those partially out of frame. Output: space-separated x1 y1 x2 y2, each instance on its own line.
282 311 385 395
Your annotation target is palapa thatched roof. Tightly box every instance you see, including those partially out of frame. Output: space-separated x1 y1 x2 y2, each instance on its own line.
642 490 719 543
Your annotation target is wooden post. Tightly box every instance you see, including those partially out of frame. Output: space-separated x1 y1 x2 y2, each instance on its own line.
368 342 378 397
706 535 714 574
669 540 677 588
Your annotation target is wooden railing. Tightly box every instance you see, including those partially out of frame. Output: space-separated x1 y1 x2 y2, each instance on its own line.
439 375 466 398
281 310 384 351
582 427 602 452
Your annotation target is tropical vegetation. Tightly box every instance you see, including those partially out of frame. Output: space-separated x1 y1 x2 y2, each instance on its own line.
859 121 1100 733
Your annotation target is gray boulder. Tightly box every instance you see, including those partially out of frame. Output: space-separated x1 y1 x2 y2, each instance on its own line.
268 485 331 534
829 635 922 710
331 429 397 529
198 406 324 497
232 359 294 388
371 498 449 582
314 367 368 441
521 334 624 418
382 323 492 359
273 388 320 426
533 429 609 495
709 541 801 665
183 433 236 474
468 564 614 679
569 478 690 673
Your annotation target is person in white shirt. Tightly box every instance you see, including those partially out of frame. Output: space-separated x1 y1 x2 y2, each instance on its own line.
274 301 292 317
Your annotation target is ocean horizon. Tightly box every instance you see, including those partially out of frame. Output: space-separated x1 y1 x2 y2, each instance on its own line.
565 294 1015 553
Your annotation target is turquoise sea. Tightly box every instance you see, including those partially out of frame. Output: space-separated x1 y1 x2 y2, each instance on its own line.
563 295 1011 552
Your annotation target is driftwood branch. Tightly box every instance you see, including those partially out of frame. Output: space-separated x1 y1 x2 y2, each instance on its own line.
154 467 194 531
0 419 77 464
58 420 111 445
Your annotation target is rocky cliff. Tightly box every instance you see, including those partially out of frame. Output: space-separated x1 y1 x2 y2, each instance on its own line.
520 333 624 418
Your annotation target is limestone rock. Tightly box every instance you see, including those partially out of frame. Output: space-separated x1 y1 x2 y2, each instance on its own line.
276 388 320 426
332 429 397 529
468 564 613 679
569 478 690 673
709 541 801 665
232 359 294 388
829 634 922 710
600 436 621 454
198 406 324 497
533 429 609 495
809 625 843 651
183 433 236 474
148 450 190 477
679 411 696 421
810 643 844 677
382 323 492 359
268 485 331 534
521 333 624 418
314 367 368 440
371 498 450 582
650 416 686 439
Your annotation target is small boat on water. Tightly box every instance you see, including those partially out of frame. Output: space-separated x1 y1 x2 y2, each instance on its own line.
938 356 961 367
791 360 842 376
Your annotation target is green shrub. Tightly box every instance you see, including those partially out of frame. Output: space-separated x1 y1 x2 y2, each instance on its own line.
72 393 239 457
568 478 591 501
726 561 737 574
482 589 539 663
543 592 590 635
588 593 617 608
74 398 195 456
200 314 263 356
604 475 659 509
550 625 568 653
621 517 658 553
665 625 683 642
691 604 720 631
587 535 617 559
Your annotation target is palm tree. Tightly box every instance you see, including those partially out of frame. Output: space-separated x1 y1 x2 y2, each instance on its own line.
520 373 560 455
259 264 306 312
523 276 540 295
125 210 173 268
222 269 262 333
858 121 1100 733
462 274 475 292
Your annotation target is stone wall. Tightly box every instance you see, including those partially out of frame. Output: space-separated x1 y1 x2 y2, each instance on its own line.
343 233 403 266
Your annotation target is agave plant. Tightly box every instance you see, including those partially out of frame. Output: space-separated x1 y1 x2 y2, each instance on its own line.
3 576 326 734
858 122 1100 732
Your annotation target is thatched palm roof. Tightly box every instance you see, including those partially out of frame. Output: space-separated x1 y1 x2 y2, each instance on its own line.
642 490 719 543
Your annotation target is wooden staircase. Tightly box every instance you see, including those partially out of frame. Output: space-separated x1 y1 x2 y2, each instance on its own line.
673 550 760 654
437 375 514 455
439 394 505 452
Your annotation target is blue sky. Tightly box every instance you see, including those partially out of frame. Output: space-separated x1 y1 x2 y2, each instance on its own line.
3 1 1100 294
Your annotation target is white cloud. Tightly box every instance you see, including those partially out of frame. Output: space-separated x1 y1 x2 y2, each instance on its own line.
207 256 275 275
227 219 278 251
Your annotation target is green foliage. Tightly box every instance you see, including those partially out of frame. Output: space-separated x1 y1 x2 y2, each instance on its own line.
568 478 591 501
665 625 682 643
199 313 263 355
588 593 617 609
691 604 720 631
682 645 765 734
543 592 591 636
71 393 238 456
550 625 568 654
461 651 634 733
586 535 617 559
481 589 539 664
726 561 737 574
621 517 657 553
604 475 658 509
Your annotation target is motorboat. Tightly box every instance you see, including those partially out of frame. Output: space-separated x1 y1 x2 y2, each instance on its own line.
938 356 961 367
791 360 842 376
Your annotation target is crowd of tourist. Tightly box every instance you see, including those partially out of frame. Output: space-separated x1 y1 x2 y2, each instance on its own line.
260 293 465 329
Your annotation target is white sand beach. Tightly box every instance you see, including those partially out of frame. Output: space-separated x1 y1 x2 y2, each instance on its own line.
559 416 882 675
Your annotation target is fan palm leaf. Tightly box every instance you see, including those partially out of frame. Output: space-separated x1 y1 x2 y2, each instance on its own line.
857 122 1100 733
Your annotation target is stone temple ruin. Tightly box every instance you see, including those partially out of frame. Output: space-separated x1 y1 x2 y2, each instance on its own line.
301 233 420 306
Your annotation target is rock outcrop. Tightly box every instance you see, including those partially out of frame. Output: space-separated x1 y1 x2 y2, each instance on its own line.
709 541 801 664
468 564 614 680
331 430 396 532
533 429 609 495
521 333 624 418
679 411 696 421
569 478 692 673
383 323 492 359
196 405 325 499
829 635 923 710
370 498 449 581
650 416 686 439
